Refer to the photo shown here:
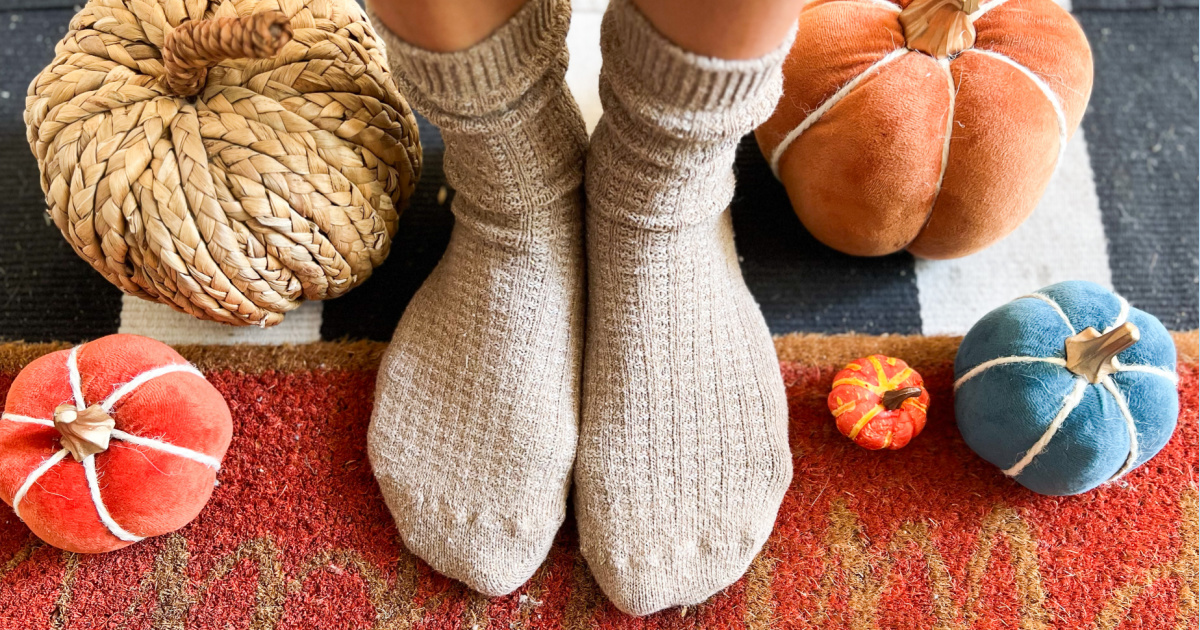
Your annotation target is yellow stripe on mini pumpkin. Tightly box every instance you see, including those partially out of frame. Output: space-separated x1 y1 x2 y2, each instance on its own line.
833 378 886 396
832 400 858 417
869 355 890 386
888 367 914 389
848 405 884 439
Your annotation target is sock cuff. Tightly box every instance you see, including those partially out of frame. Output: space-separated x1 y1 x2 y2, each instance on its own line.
367 0 571 118
601 0 797 114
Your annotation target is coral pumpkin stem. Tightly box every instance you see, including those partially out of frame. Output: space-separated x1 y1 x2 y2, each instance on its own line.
899 0 980 59
882 387 924 410
53 403 116 462
1065 322 1140 384
162 11 293 98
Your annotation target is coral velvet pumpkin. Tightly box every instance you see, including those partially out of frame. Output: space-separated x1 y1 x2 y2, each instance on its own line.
829 354 929 449
25 0 422 326
755 0 1093 259
954 281 1179 496
0 335 231 553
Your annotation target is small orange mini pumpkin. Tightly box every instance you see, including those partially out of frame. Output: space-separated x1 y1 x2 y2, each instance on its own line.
828 355 929 449
756 0 1093 259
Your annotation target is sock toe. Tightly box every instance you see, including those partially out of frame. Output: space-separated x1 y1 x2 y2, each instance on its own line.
588 533 771 616
580 469 785 616
371 453 565 596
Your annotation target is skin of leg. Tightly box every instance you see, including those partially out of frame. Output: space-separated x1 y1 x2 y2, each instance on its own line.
634 0 806 59
371 0 527 52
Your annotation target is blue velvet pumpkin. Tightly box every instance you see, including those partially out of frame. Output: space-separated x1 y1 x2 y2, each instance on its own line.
954 281 1179 496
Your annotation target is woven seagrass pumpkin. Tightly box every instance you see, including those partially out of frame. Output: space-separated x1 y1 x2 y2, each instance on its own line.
25 0 422 326
755 0 1092 259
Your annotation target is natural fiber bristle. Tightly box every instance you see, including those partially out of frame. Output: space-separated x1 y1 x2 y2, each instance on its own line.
0 335 1193 627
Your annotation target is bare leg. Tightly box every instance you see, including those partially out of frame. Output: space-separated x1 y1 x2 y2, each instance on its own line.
635 0 805 59
371 0 526 52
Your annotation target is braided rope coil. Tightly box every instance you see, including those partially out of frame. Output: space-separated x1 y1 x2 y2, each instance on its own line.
25 0 422 326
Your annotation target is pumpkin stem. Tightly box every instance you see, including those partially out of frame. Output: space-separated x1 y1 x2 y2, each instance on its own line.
53 403 115 462
899 0 980 59
1065 322 1140 384
162 11 293 98
882 386 923 410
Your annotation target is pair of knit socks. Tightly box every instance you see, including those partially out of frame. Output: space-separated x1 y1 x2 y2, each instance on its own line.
367 0 793 615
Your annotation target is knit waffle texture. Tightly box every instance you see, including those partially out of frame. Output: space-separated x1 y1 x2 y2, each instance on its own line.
574 0 796 615
366 0 587 596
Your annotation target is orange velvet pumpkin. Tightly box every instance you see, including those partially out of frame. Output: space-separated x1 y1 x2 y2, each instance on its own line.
828 354 929 450
0 335 231 553
756 0 1093 259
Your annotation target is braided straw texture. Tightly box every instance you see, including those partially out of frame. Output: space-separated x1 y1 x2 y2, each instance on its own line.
25 0 422 326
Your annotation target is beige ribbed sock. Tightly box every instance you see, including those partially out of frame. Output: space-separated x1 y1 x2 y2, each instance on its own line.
366 0 586 596
575 0 795 616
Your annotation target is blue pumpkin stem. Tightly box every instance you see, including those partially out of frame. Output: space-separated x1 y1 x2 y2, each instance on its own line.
1065 322 1140 384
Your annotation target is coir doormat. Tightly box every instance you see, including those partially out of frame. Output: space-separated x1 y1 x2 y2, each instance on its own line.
0 333 1196 629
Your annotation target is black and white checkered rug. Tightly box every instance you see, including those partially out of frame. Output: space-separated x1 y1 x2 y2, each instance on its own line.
0 0 1195 344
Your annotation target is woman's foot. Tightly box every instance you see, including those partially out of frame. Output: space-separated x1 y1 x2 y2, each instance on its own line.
575 0 795 615
366 0 586 595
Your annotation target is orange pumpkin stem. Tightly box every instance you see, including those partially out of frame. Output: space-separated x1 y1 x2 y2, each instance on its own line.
1065 322 1140 384
882 386 924 410
899 0 980 59
53 403 116 462
162 11 293 98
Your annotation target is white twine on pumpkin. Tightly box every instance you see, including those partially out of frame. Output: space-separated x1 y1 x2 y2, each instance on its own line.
111 431 221 469
768 48 910 177
968 0 1012 21
962 48 1069 172
1112 363 1179 383
953 355 1068 391
959 291 1176 483
860 0 903 12
1101 376 1141 481
100 363 205 413
1102 294 1179 383
1017 292 1076 334
1103 295 1131 333
11 448 69 519
926 57 958 231
2 414 54 427
2 413 219 469
82 454 144 542
1002 378 1088 477
2 344 218 542
66 345 86 410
